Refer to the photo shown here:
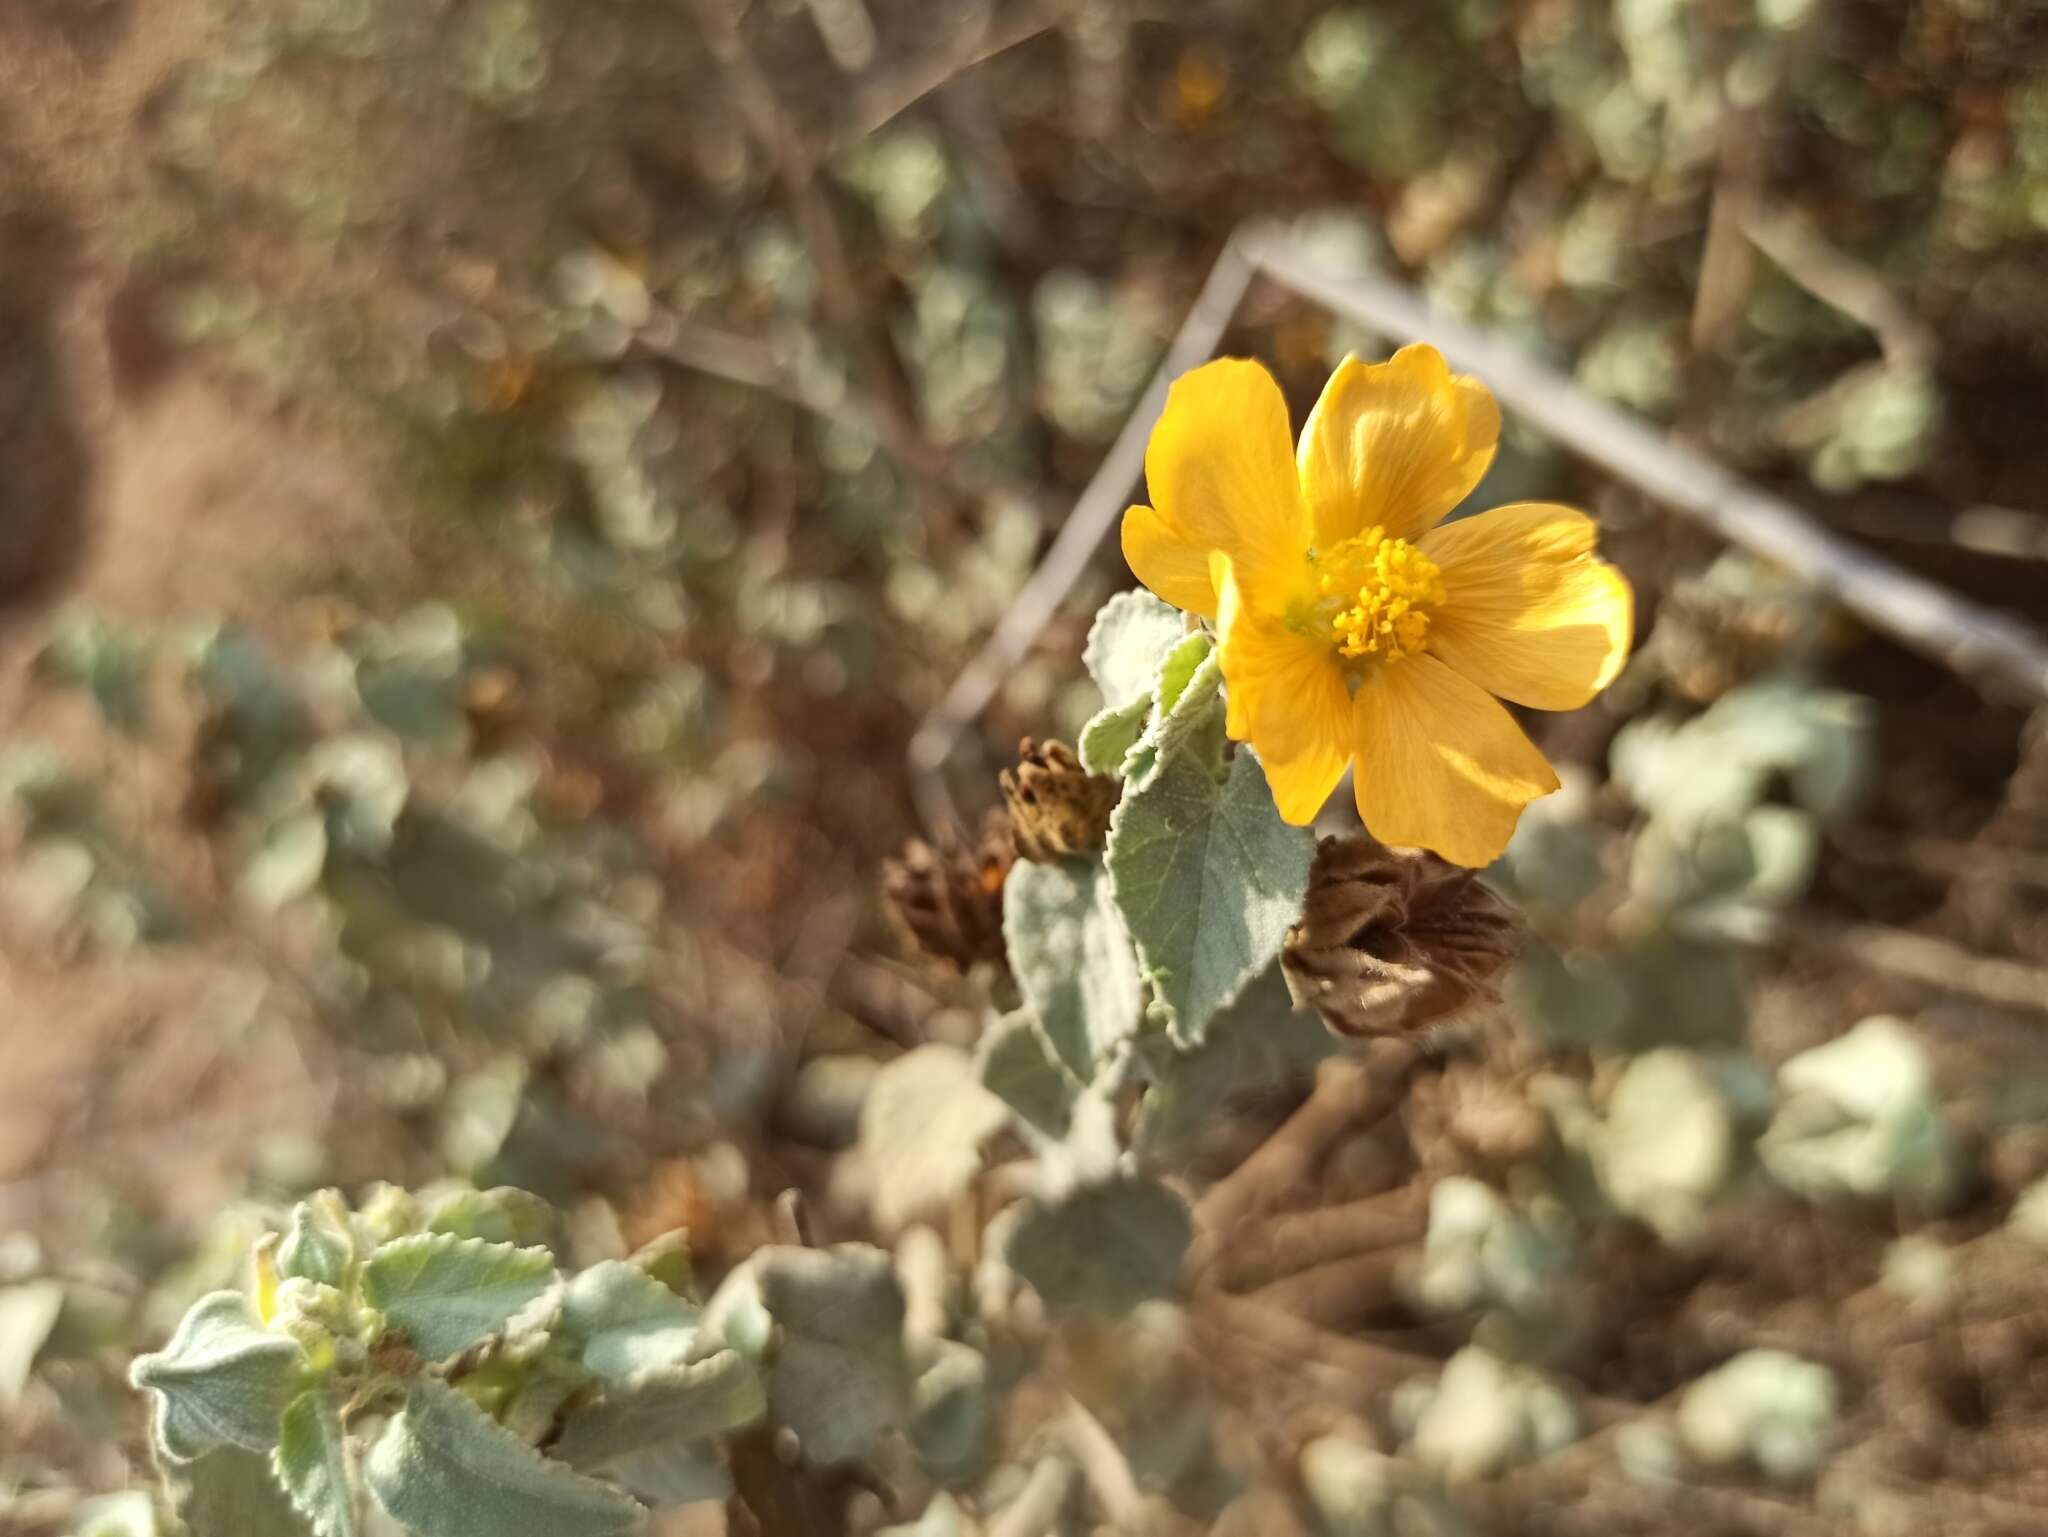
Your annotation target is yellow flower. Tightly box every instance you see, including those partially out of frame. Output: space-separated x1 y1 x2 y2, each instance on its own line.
1121 346 1633 867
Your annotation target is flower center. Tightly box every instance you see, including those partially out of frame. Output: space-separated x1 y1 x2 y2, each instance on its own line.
1308 527 1445 663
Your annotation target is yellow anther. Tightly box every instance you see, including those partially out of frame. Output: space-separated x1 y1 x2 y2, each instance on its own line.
1315 528 1446 663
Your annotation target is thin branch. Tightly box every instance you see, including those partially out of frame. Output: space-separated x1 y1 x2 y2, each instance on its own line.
1743 207 1937 369
1777 913 2048 1019
1207 1187 1427 1294
1190 1039 1422 1255
850 1 1063 144
1059 1398 1145 1526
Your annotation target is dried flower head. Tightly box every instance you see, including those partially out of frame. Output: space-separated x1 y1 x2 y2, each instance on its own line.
1282 833 1519 1038
881 808 1015 972
1000 737 1119 864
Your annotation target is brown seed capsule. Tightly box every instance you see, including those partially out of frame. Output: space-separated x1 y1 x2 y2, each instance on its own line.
1000 737 1119 864
1281 834 1519 1038
880 808 1016 972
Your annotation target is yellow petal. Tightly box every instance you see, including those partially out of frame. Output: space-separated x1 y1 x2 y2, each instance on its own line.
1214 552 1352 824
1350 654 1560 867
1419 502 1635 710
1296 345 1501 548
1122 503 1223 619
1137 358 1306 615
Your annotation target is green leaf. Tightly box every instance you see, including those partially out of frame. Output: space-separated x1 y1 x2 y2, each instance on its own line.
754 1244 910 1465
554 1349 766 1470
365 1377 641 1537
272 1391 358 1537
421 1183 560 1249
607 1440 731 1506
1002 859 1142 1078
1084 590 1187 710
166 1445 313 1537
361 1233 555 1361
0 1279 65 1403
1006 1178 1191 1316
1078 696 1150 776
857 1045 1009 1232
909 1341 993 1487
1107 742 1313 1044
277 1199 353 1289
130 1291 305 1463
560 1261 701 1381
1132 966 1334 1168
1121 642 1225 787
976 1011 1082 1139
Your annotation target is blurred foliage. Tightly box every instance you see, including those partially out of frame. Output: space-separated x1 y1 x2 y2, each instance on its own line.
8 0 2048 1532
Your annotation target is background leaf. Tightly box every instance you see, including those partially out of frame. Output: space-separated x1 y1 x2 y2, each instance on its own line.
1002 859 1142 1079
1005 1178 1191 1316
553 1349 766 1470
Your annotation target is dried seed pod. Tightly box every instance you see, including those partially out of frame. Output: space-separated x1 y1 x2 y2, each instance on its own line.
1282 834 1519 1038
1000 737 1119 864
880 808 1015 972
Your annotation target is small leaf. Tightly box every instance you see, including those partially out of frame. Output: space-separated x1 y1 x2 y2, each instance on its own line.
908 1341 993 1487
0 1279 65 1403
1107 743 1314 1044
554 1350 766 1469
608 1440 731 1506
560 1262 701 1381
1002 859 1142 1078
857 1046 1009 1233
421 1183 560 1249
1078 697 1150 776
1120 642 1225 786
365 1377 642 1537
1083 590 1186 710
130 1291 305 1463
754 1245 909 1465
976 1011 1082 1139
166 1445 314 1537
361 1233 555 1361
272 1391 358 1537
1006 1179 1191 1316
277 1199 353 1289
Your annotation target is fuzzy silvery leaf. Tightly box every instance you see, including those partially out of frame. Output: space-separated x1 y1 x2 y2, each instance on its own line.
607 1440 731 1506
1759 1015 1962 1210
1107 735 1313 1045
165 1445 313 1537
67 1491 161 1537
272 1390 358 1537
1402 1347 1579 1483
420 1183 559 1249
1299 1432 1397 1537
0 1279 65 1403
240 811 329 911
1132 967 1334 1168
1120 641 1225 787
130 1291 305 1463
560 1261 700 1381
365 1377 641 1537
1078 696 1150 776
1676 1349 1837 1480
752 1244 910 1465
1594 1049 1770 1242
857 1045 1009 1233
1002 858 1142 1078
360 1233 555 1361
976 1011 1083 1139
278 1199 354 1289
1083 591 1187 712
1005 1178 1191 1317
909 1340 993 1488
554 1349 765 1471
